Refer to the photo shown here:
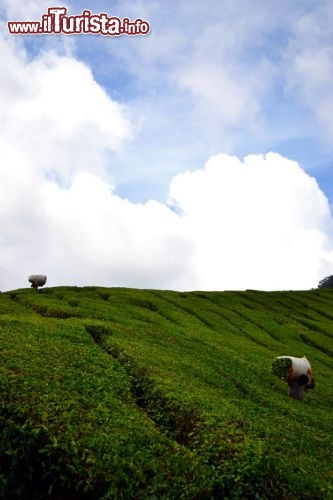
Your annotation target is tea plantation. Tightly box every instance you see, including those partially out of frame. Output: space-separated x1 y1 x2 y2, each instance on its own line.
0 286 332 499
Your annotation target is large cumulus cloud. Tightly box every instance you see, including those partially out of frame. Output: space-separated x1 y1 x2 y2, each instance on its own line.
168 152 333 290
2 144 333 291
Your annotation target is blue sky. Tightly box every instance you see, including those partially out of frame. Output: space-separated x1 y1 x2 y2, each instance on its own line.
77 0 333 203
0 0 332 291
17 0 333 202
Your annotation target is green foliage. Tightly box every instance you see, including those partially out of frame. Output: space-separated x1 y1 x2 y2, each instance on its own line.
271 357 292 380
1 287 333 498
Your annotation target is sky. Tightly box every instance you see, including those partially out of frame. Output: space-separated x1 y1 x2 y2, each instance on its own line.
0 0 333 292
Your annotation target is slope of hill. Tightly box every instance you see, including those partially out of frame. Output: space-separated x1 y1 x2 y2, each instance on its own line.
1 287 332 499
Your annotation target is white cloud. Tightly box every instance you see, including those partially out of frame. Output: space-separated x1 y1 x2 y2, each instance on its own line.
168 152 333 290
0 34 132 184
176 61 266 129
38 172 192 289
1 144 333 292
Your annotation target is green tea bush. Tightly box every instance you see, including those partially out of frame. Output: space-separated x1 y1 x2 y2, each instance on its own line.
271 357 292 379
1 287 332 498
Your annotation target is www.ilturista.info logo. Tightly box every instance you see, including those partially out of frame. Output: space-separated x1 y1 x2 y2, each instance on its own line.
7 7 150 36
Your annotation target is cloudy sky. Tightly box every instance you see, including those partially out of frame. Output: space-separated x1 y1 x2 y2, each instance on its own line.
0 0 333 292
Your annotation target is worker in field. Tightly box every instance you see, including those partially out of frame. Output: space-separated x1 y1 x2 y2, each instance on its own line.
28 274 47 290
272 355 315 400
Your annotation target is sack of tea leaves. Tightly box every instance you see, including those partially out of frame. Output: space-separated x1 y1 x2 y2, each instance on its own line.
28 274 47 289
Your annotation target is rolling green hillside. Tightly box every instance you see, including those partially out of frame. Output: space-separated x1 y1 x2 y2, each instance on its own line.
1 287 333 499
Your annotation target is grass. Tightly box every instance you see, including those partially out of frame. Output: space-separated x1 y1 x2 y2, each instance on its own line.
0 286 333 499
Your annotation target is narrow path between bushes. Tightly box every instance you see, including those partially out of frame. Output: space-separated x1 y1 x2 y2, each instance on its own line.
85 322 204 447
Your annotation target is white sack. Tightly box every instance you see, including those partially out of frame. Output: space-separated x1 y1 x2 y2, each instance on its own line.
277 355 312 379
